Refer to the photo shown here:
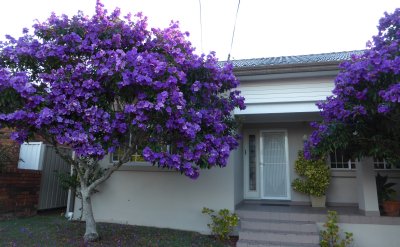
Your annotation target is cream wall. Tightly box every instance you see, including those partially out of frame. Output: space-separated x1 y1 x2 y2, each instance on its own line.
73 155 236 233
326 171 358 204
233 135 244 206
326 170 400 205
317 223 400 247
70 123 400 233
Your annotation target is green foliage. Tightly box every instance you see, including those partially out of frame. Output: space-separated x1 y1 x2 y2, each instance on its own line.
291 150 330 197
56 171 80 193
56 164 104 196
0 136 17 172
320 211 354 247
202 207 239 241
376 173 397 204
0 88 23 114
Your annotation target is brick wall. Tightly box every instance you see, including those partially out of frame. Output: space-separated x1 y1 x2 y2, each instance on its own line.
0 171 41 217
0 128 42 217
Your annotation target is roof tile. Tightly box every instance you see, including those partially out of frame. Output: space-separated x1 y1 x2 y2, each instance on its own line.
226 50 364 68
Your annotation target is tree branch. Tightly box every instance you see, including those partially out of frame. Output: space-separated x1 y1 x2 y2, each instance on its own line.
86 140 136 193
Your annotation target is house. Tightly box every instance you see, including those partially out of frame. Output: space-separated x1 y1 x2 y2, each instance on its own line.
69 50 400 247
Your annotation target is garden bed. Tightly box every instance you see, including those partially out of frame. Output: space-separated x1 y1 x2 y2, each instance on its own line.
0 212 236 246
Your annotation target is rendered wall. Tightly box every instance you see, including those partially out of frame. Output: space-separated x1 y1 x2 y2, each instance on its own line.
326 172 358 204
73 155 235 233
233 136 244 206
317 223 400 247
326 170 400 205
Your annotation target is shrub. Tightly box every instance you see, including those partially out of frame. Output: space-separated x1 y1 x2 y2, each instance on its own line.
320 211 353 247
292 150 330 197
202 207 239 241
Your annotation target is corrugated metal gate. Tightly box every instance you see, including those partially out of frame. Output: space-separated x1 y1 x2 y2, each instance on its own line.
19 143 72 210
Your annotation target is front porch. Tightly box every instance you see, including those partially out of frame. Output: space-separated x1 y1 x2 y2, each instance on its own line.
236 202 400 224
236 118 399 216
235 202 400 247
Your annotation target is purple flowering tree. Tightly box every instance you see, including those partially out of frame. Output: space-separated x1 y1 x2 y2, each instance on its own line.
304 9 400 164
0 1 245 242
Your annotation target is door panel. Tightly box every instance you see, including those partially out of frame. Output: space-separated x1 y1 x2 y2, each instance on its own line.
248 134 257 191
261 131 289 199
244 131 259 198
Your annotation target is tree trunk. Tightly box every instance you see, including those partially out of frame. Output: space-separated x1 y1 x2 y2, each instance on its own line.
81 189 99 242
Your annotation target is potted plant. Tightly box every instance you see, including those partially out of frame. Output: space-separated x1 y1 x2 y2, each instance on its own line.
292 151 330 207
376 173 400 216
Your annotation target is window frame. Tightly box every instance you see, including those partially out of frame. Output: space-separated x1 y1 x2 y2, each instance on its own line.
110 144 172 166
328 150 400 171
373 158 400 171
328 149 356 170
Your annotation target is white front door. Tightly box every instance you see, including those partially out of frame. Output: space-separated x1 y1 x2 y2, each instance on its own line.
244 130 290 200
260 130 290 200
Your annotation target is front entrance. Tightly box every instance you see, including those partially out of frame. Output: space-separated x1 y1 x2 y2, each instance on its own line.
244 130 290 200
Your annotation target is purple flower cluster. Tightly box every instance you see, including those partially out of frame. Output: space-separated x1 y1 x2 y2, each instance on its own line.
0 1 245 179
304 8 400 160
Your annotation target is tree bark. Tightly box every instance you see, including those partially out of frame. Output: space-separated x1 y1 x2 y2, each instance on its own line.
72 149 132 242
81 189 99 242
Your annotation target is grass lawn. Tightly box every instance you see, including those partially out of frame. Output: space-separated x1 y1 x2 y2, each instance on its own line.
0 213 235 247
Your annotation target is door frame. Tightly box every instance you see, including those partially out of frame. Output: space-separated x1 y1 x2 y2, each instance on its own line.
260 129 291 200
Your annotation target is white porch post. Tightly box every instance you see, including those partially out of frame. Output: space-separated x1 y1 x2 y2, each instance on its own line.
356 157 380 216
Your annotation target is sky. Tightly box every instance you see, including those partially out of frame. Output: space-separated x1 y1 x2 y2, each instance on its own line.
0 0 399 60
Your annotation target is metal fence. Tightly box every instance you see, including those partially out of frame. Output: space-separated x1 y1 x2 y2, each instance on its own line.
19 143 72 210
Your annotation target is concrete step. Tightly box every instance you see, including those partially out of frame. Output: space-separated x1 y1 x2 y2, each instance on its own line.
237 239 320 247
239 229 320 245
240 219 318 233
236 210 325 222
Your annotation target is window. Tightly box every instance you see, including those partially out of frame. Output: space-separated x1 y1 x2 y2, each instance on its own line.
248 135 256 191
329 151 400 171
111 144 172 163
373 158 400 170
329 149 356 170
111 145 145 163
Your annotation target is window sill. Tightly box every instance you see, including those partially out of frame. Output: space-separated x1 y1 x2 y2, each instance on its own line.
330 169 400 178
331 170 356 178
374 170 400 178
109 162 175 172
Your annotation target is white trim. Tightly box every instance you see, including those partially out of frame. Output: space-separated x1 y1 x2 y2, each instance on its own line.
234 102 319 115
260 130 291 200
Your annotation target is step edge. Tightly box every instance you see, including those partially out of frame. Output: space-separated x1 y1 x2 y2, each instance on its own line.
239 228 320 236
240 218 317 224
237 239 320 247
